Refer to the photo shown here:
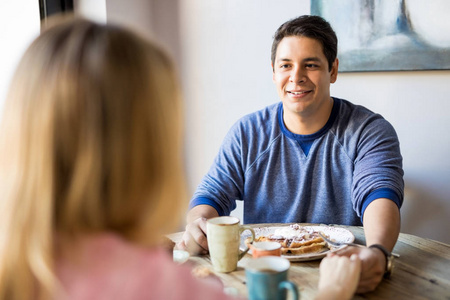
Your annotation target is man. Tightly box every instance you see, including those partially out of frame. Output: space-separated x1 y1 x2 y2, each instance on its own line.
178 15 403 293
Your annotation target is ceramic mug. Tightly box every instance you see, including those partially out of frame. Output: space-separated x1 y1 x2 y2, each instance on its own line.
207 216 255 273
250 241 282 258
245 256 299 300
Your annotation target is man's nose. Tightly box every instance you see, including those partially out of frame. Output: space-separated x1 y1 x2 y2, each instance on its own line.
289 67 305 83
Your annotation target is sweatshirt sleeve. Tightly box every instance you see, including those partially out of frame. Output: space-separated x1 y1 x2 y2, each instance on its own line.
189 121 246 216
351 114 404 218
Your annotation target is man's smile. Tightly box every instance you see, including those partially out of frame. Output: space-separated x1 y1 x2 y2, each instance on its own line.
287 89 312 96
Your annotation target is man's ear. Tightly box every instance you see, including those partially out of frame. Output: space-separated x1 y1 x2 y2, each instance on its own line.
330 58 339 83
271 62 275 82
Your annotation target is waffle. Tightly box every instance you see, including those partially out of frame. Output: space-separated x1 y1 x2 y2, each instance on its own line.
247 224 329 255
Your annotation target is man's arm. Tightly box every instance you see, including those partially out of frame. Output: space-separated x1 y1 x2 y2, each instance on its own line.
187 204 220 224
176 205 219 255
358 198 400 292
363 198 400 251
337 198 400 293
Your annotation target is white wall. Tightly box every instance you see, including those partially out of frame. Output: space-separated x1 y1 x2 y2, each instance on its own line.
2 0 449 243
178 0 311 225
75 0 106 23
0 1 40 110
332 71 450 242
179 0 309 187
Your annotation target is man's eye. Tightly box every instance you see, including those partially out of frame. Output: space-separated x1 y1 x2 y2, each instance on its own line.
280 64 289 68
306 64 318 68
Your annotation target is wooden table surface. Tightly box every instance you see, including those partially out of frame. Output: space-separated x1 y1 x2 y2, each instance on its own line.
168 223 450 300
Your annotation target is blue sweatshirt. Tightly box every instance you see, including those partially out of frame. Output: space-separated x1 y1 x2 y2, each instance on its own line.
190 98 404 226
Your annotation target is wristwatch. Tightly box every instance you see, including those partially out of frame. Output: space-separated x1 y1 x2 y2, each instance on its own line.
369 244 394 279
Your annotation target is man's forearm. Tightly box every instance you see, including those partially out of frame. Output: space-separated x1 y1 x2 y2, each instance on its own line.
187 204 219 223
362 198 400 251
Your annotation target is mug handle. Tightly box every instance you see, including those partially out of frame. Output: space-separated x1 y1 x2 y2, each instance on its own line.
279 281 299 300
238 226 255 260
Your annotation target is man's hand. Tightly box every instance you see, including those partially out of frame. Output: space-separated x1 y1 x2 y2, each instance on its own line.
176 204 219 255
176 217 209 255
334 246 385 293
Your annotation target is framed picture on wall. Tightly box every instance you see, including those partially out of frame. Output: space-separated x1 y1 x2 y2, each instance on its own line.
311 0 450 72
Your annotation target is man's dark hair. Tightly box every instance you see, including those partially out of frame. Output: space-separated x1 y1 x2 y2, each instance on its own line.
271 15 338 71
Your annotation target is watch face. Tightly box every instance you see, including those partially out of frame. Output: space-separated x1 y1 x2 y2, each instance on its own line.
385 256 394 278
369 244 394 279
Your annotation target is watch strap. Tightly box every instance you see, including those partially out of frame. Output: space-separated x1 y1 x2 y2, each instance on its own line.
369 244 393 278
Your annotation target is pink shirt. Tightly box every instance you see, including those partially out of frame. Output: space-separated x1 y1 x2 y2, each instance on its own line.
56 233 237 300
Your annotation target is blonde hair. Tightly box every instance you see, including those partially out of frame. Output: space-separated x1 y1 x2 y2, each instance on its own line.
0 17 186 299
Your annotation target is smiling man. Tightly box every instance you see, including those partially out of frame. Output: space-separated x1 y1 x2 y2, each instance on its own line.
273 35 336 134
178 15 404 293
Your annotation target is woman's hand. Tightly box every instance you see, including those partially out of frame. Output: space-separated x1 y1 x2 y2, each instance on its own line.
316 253 361 300
332 246 385 293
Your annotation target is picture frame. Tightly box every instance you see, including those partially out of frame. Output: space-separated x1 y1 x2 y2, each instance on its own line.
311 0 450 72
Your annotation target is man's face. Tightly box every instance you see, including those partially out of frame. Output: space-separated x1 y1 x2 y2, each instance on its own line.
272 36 338 119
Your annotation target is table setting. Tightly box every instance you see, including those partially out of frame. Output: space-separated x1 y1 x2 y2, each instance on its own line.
168 221 450 299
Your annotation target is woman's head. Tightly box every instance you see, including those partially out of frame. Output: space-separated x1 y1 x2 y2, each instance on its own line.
0 17 186 299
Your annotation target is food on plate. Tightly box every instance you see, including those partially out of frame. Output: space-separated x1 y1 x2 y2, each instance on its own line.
246 224 330 255
191 266 213 278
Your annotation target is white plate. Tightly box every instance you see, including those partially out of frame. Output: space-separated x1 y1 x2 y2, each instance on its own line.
241 224 355 262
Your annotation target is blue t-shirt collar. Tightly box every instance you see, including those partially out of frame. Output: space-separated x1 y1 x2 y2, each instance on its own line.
277 97 340 141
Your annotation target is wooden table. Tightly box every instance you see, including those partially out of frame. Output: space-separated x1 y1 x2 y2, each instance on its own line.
169 223 450 300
